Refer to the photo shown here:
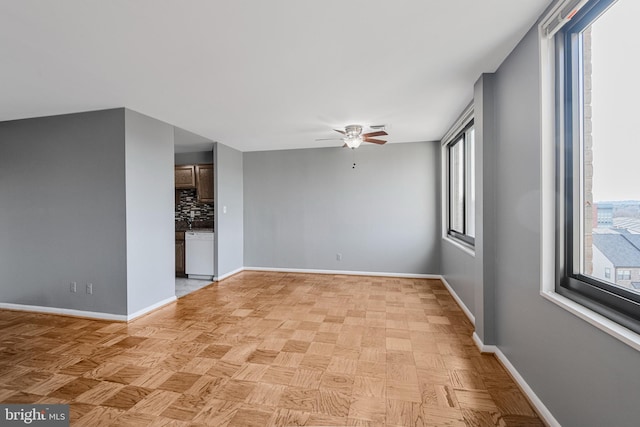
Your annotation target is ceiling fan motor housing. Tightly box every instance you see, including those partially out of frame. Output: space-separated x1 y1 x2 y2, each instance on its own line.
345 124 363 137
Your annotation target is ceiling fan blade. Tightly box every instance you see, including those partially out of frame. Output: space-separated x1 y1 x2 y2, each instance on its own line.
363 138 386 144
334 129 346 135
315 138 342 141
362 130 388 138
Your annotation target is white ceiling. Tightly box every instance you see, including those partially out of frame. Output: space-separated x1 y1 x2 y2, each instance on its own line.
0 0 552 152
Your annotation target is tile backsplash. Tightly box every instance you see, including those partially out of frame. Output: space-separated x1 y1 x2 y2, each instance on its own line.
175 189 214 222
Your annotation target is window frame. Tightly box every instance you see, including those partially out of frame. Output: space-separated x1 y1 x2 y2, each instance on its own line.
445 120 475 247
616 270 631 281
554 0 640 335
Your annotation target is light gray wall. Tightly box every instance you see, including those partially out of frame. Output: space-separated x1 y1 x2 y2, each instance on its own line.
174 151 213 166
440 75 498 342
439 106 476 319
243 142 440 274
215 143 244 278
124 109 175 314
440 244 475 317
488 26 640 426
0 109 128 315
473 74 497 344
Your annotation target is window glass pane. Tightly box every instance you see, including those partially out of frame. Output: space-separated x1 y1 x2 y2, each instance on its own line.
450 138 464 233
581 0 640 294
466 128 476 238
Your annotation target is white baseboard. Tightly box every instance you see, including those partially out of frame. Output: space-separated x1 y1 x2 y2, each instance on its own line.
216 267 244 282
0 302 128 321
243 266 440 279
126 296 177 321
472 331 498 353
472 334 559 427
440 276 476 325
0 296 177 323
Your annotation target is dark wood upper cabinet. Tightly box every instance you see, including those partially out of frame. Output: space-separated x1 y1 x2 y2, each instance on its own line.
196 164 214 203
175 165 196 189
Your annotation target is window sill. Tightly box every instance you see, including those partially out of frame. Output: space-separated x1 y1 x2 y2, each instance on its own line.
541 289 640 352
443 235 475 257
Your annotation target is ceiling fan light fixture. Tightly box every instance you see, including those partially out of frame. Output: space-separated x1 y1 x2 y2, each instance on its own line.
323 124 386 148
344 135 363 148
344 124 363 136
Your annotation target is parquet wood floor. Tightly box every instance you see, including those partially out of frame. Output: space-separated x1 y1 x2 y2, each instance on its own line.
0 272 544 426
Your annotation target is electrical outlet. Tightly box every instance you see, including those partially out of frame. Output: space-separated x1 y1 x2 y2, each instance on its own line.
70 282 77 293
86 283 93 295
336 253 342 261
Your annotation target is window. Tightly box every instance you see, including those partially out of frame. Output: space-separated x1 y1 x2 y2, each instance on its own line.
446 121 475 246
617 270 631 281
555 0 640 334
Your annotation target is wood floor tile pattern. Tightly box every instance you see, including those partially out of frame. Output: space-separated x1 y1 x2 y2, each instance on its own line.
0 272 544 426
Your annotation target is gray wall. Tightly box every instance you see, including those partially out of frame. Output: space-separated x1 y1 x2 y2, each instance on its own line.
0 109 128 315
440 75 498 343
215 143 244 278
486 26 640 426
174 151 213 166
473 74 497 345
243 142 441 274
439 100 477 317
124 109 175 314
440 243 475 317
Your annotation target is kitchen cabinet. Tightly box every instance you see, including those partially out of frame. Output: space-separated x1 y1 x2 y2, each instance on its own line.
175 165 196 189
196 164 214 203
175 231 185 276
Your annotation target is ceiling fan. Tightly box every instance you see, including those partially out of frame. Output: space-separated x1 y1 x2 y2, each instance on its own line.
316 124 388 148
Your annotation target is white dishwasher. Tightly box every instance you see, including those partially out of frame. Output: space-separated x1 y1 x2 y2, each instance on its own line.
185 231 214 280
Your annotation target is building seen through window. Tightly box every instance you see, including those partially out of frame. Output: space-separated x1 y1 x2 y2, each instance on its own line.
582 0 640 295
555 0 640 333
